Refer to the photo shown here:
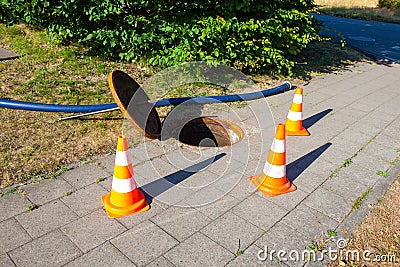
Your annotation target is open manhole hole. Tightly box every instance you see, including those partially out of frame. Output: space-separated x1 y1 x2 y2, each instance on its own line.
109 70 244 147
178 117 243 147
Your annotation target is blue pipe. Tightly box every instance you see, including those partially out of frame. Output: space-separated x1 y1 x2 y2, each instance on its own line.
152 81 291 107
0 81 291 112
0 99 118 112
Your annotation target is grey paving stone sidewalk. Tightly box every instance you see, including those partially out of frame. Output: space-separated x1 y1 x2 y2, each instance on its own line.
1 62 399 267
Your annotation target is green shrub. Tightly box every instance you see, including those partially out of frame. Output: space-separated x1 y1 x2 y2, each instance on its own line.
0 0 323 75
378 0 400 8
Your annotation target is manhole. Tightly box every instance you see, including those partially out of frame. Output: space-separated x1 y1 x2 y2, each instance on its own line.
178 117 243 147
109 70 244 147
109 69 162 139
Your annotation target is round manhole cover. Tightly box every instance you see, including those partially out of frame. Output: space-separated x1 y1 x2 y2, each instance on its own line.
108 70 162 139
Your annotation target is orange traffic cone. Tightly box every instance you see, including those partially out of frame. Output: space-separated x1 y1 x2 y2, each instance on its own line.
102 135 149 218
250 123 296 197
285 87 310 136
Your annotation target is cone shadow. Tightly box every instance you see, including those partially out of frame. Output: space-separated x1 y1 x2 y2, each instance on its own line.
287 142 332 182
303 108 333 129
140 153 226 203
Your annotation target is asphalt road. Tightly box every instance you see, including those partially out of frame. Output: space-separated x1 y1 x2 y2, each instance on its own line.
312 14 400 63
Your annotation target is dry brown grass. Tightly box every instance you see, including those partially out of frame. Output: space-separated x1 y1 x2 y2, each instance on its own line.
320 7 400 24
0 108 126 188
316 0 400 24
329 177 400 266
315 0 379 8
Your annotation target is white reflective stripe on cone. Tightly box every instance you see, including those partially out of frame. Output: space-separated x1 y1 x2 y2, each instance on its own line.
115 150 132 166
270 138 285 153
287 110 302 121
263 162 286 178
112 176 137 193
293 94 302 104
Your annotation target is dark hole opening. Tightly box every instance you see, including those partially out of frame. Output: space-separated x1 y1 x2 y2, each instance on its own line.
178 117 243 147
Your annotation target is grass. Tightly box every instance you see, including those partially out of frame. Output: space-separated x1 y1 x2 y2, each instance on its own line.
315 0 378 8
235 250 244 257
319 7 400 24
0 187 17 197
327 230 338 237
308 241 324 252
377 170 390 178
315 0 400 24
27 203 38 211
307 241 325 262
235 239 244 257
0 23 366 188
352 188 372 210
96 177 107 183
0 24 151 188
330 168 340 179
341 158 353 168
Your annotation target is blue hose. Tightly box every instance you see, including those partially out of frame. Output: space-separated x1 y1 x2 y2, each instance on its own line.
0 99 118 112
0 81 291 112
153 82 291 107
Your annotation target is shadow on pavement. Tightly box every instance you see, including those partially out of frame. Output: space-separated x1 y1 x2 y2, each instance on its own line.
287 142 332 182
303 108 333 129
140 153 226 204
